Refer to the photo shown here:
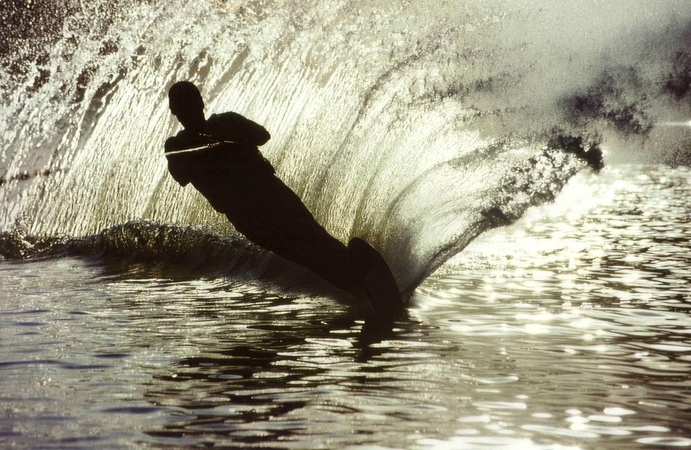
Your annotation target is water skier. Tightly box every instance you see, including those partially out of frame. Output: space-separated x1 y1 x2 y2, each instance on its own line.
164 81 378 301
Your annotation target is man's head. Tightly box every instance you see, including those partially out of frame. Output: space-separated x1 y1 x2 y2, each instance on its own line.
168 81 205 131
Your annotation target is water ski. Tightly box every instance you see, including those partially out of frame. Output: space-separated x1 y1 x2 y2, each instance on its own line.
348 237 402 317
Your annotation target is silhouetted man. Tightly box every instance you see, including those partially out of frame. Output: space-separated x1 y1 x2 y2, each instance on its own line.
164 81 360 294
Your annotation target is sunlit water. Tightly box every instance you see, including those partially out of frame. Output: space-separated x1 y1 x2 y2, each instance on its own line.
2 164 690 449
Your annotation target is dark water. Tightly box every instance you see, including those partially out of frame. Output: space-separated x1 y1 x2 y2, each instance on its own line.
2 164 690 449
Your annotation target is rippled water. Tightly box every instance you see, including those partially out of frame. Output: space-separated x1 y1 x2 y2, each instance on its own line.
2 164 690 449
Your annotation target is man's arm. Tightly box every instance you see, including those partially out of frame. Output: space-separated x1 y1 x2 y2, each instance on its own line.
211 112 271 146
241 115 271 146
164 137 192 186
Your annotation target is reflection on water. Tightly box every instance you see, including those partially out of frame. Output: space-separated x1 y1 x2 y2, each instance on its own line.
1 165 690 449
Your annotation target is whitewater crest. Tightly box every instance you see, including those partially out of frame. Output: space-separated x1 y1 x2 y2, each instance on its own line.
2 0 691 293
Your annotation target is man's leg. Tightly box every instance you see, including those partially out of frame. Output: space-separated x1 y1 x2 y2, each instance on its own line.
237 218 359 294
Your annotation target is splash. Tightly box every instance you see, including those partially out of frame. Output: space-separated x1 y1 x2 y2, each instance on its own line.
1 0 690 293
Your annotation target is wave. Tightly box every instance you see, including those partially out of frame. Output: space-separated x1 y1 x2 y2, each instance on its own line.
0 220 332 293
1 0 690 293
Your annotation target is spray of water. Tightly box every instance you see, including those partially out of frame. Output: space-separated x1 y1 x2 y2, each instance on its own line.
1 0 690 292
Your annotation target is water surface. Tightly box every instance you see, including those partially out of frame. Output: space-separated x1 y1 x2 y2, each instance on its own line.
2 164 691 449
